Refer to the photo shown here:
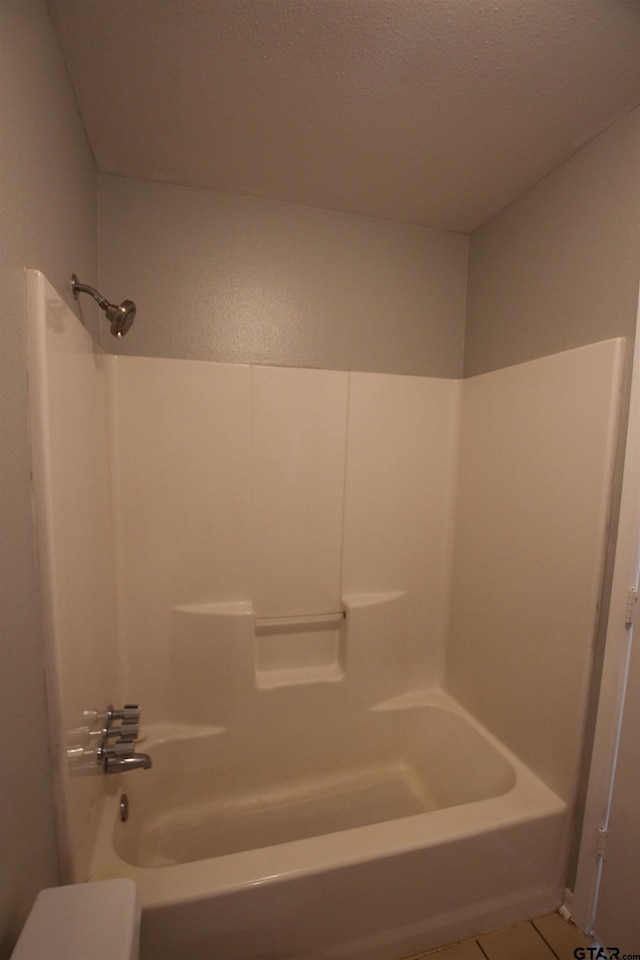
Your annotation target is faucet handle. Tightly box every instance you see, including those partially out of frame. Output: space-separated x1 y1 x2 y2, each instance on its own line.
108 704 141 724
103 720 139 740
101 738 136 759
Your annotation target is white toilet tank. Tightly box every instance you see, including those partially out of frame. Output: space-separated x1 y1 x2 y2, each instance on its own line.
10 878 140 960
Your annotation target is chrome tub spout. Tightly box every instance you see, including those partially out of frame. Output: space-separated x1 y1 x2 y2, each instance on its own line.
103 753 152 775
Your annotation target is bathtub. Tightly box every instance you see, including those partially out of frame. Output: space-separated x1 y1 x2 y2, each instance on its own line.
89 689 567 960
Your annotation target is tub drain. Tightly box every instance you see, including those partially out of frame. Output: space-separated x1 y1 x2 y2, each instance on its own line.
119 793 129 823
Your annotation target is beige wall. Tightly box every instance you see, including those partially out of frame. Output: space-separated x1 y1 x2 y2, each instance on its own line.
98 174 469 378
0 3 98 954
100 106 640 380
464 107 640 377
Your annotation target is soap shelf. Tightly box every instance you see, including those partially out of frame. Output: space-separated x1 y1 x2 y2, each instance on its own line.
255 610 345 634
255 663 345 690
254 609 346 689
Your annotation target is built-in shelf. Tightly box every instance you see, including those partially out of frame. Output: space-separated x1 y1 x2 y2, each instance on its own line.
255 663 345 690
254 610 346 689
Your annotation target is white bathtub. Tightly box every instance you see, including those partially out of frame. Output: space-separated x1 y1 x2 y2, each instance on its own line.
89 690 567 960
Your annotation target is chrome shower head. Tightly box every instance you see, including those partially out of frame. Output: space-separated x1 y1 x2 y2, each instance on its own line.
71 274 136 338
104 299 136 338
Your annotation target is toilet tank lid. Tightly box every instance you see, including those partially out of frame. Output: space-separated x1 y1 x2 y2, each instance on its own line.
11 879 140 960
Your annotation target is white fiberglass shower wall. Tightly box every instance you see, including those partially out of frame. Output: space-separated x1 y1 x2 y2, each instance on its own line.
108 335 623 796
110 359 459 716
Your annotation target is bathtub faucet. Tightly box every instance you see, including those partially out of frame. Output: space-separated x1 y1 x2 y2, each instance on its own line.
101 752 152 774
96 703 152 775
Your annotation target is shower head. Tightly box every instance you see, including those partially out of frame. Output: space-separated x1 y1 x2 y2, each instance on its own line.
104 299 136 338
71 274 136 338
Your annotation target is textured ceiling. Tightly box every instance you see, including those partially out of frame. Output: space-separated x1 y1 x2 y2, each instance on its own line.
47 0 640 232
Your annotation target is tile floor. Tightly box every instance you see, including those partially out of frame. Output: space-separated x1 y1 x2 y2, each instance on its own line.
405 913 593 960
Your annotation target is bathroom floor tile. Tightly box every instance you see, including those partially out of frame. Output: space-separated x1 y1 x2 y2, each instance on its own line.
477 920 559 960
532 913 594 960
419 939 487 959
403 913 595 960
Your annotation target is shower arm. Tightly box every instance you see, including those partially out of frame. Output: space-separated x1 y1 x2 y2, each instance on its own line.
71 275 110 311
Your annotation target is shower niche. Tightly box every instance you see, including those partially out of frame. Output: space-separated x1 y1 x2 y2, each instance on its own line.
253 611 346 688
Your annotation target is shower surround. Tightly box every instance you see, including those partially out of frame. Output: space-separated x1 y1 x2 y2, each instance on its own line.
109 356 459 718
26 270 625 958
